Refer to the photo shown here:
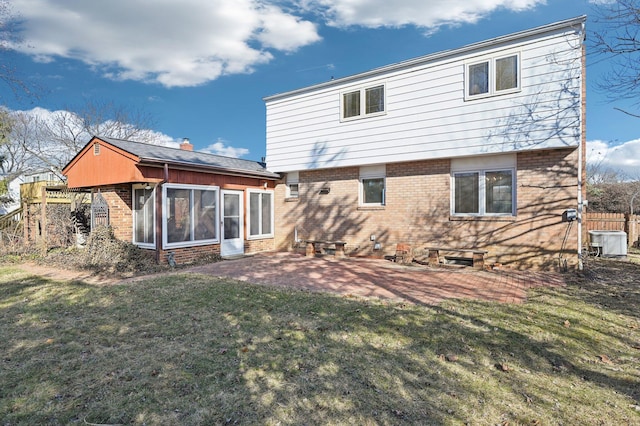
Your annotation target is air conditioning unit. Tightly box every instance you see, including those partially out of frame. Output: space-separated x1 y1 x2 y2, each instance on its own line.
589 230 627 257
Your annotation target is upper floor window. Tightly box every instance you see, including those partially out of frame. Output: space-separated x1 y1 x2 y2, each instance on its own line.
466 53 519 100
342 84 385 120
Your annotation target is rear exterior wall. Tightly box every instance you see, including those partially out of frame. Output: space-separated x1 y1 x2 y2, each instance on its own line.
274 148 579 270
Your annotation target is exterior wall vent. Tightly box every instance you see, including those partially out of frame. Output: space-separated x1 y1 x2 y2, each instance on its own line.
93 142 100 155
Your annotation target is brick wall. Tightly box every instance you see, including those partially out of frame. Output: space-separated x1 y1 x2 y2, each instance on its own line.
274 148 580 270
97 186 133 241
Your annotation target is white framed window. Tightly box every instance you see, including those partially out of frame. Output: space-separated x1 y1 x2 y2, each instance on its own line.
133 185 155 248
466 52 520 100
162 184 219 248
360 165 386 206
247 189 274 239
341 84 386 121
286 171 299 198
451 155 516 216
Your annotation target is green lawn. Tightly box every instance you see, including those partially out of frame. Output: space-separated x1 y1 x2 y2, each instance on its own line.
1 259 638 425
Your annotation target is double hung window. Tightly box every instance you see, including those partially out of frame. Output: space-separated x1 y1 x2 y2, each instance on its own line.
466 53 519 99
342 84 385 120
248 190 274 239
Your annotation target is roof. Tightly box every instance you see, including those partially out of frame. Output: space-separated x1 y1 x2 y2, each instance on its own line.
264 15 586 102
89 136 279 180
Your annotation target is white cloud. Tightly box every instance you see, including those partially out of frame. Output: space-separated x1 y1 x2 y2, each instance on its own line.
8 0 321 88
587 138 640 179
7 0 552 87
201 139 250 158
304 0 546 29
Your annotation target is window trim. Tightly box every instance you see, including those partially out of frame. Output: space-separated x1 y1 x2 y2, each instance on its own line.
359 165 386 207
465 52 521 101
132 184 156 249
246 189 275 240
162 183 220 249
451 167 516 217
340 83 387 122
286 171 299 199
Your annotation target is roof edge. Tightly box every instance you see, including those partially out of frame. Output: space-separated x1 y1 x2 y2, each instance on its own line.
263 15 586 103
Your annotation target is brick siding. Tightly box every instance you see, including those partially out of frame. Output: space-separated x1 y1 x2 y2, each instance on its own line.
274 148 580 270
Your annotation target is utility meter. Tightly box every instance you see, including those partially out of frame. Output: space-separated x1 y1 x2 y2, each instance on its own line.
562 209 577 222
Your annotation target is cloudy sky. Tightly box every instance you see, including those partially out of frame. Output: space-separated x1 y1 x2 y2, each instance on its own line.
1 0 638 176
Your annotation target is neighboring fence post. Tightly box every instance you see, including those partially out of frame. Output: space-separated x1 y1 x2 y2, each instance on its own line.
40 185 47 255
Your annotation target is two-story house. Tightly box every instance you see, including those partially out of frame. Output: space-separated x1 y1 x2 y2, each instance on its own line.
265 16 587 270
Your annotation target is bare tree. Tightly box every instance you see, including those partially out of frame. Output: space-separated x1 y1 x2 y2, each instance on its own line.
591 0 640 115
1 100 160 181
0 0 37 102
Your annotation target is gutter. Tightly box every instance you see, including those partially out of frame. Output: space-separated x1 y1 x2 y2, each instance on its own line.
139 158 279 180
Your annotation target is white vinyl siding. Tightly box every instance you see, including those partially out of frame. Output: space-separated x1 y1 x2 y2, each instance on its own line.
265 19 583 172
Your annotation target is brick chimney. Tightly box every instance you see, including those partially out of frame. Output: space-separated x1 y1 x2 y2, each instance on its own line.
180 138 193 151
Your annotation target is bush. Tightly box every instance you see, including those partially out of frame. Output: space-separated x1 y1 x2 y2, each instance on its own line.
78 225 163 274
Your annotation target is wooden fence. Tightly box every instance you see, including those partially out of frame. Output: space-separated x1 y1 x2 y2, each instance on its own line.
585 212 639 248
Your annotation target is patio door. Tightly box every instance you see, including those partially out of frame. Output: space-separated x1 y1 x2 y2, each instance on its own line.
220 190 244 257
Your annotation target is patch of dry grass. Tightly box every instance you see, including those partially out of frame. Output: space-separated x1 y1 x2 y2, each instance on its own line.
0 259 639 425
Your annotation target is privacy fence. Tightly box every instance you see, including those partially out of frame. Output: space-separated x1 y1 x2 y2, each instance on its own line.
585 212 639 248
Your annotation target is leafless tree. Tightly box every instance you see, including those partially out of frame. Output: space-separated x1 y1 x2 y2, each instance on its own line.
591 0 640 116
0 99 159 181
0 0 37 102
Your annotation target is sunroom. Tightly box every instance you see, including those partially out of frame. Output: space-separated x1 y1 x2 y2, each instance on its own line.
62 136 280 264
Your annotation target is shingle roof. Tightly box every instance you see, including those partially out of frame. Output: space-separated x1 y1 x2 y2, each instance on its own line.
98 136 279 179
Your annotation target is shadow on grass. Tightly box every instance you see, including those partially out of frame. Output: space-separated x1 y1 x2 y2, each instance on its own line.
0 266 638 425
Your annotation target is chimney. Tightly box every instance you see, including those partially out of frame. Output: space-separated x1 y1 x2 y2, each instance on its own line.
180 137 193 151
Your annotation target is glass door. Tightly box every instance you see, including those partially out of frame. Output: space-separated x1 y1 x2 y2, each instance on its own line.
220 190 244 257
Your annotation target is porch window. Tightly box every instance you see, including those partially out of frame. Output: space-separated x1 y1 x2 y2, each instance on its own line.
163 184 219 248
133 186 155 248
248 190 274 239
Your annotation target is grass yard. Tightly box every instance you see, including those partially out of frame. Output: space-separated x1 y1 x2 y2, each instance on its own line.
0 259 639 425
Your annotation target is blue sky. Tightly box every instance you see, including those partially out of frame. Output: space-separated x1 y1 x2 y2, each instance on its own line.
1 0 639 176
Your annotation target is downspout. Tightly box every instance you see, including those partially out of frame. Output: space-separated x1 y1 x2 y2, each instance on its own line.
577 35 586 271
155 163 169 264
